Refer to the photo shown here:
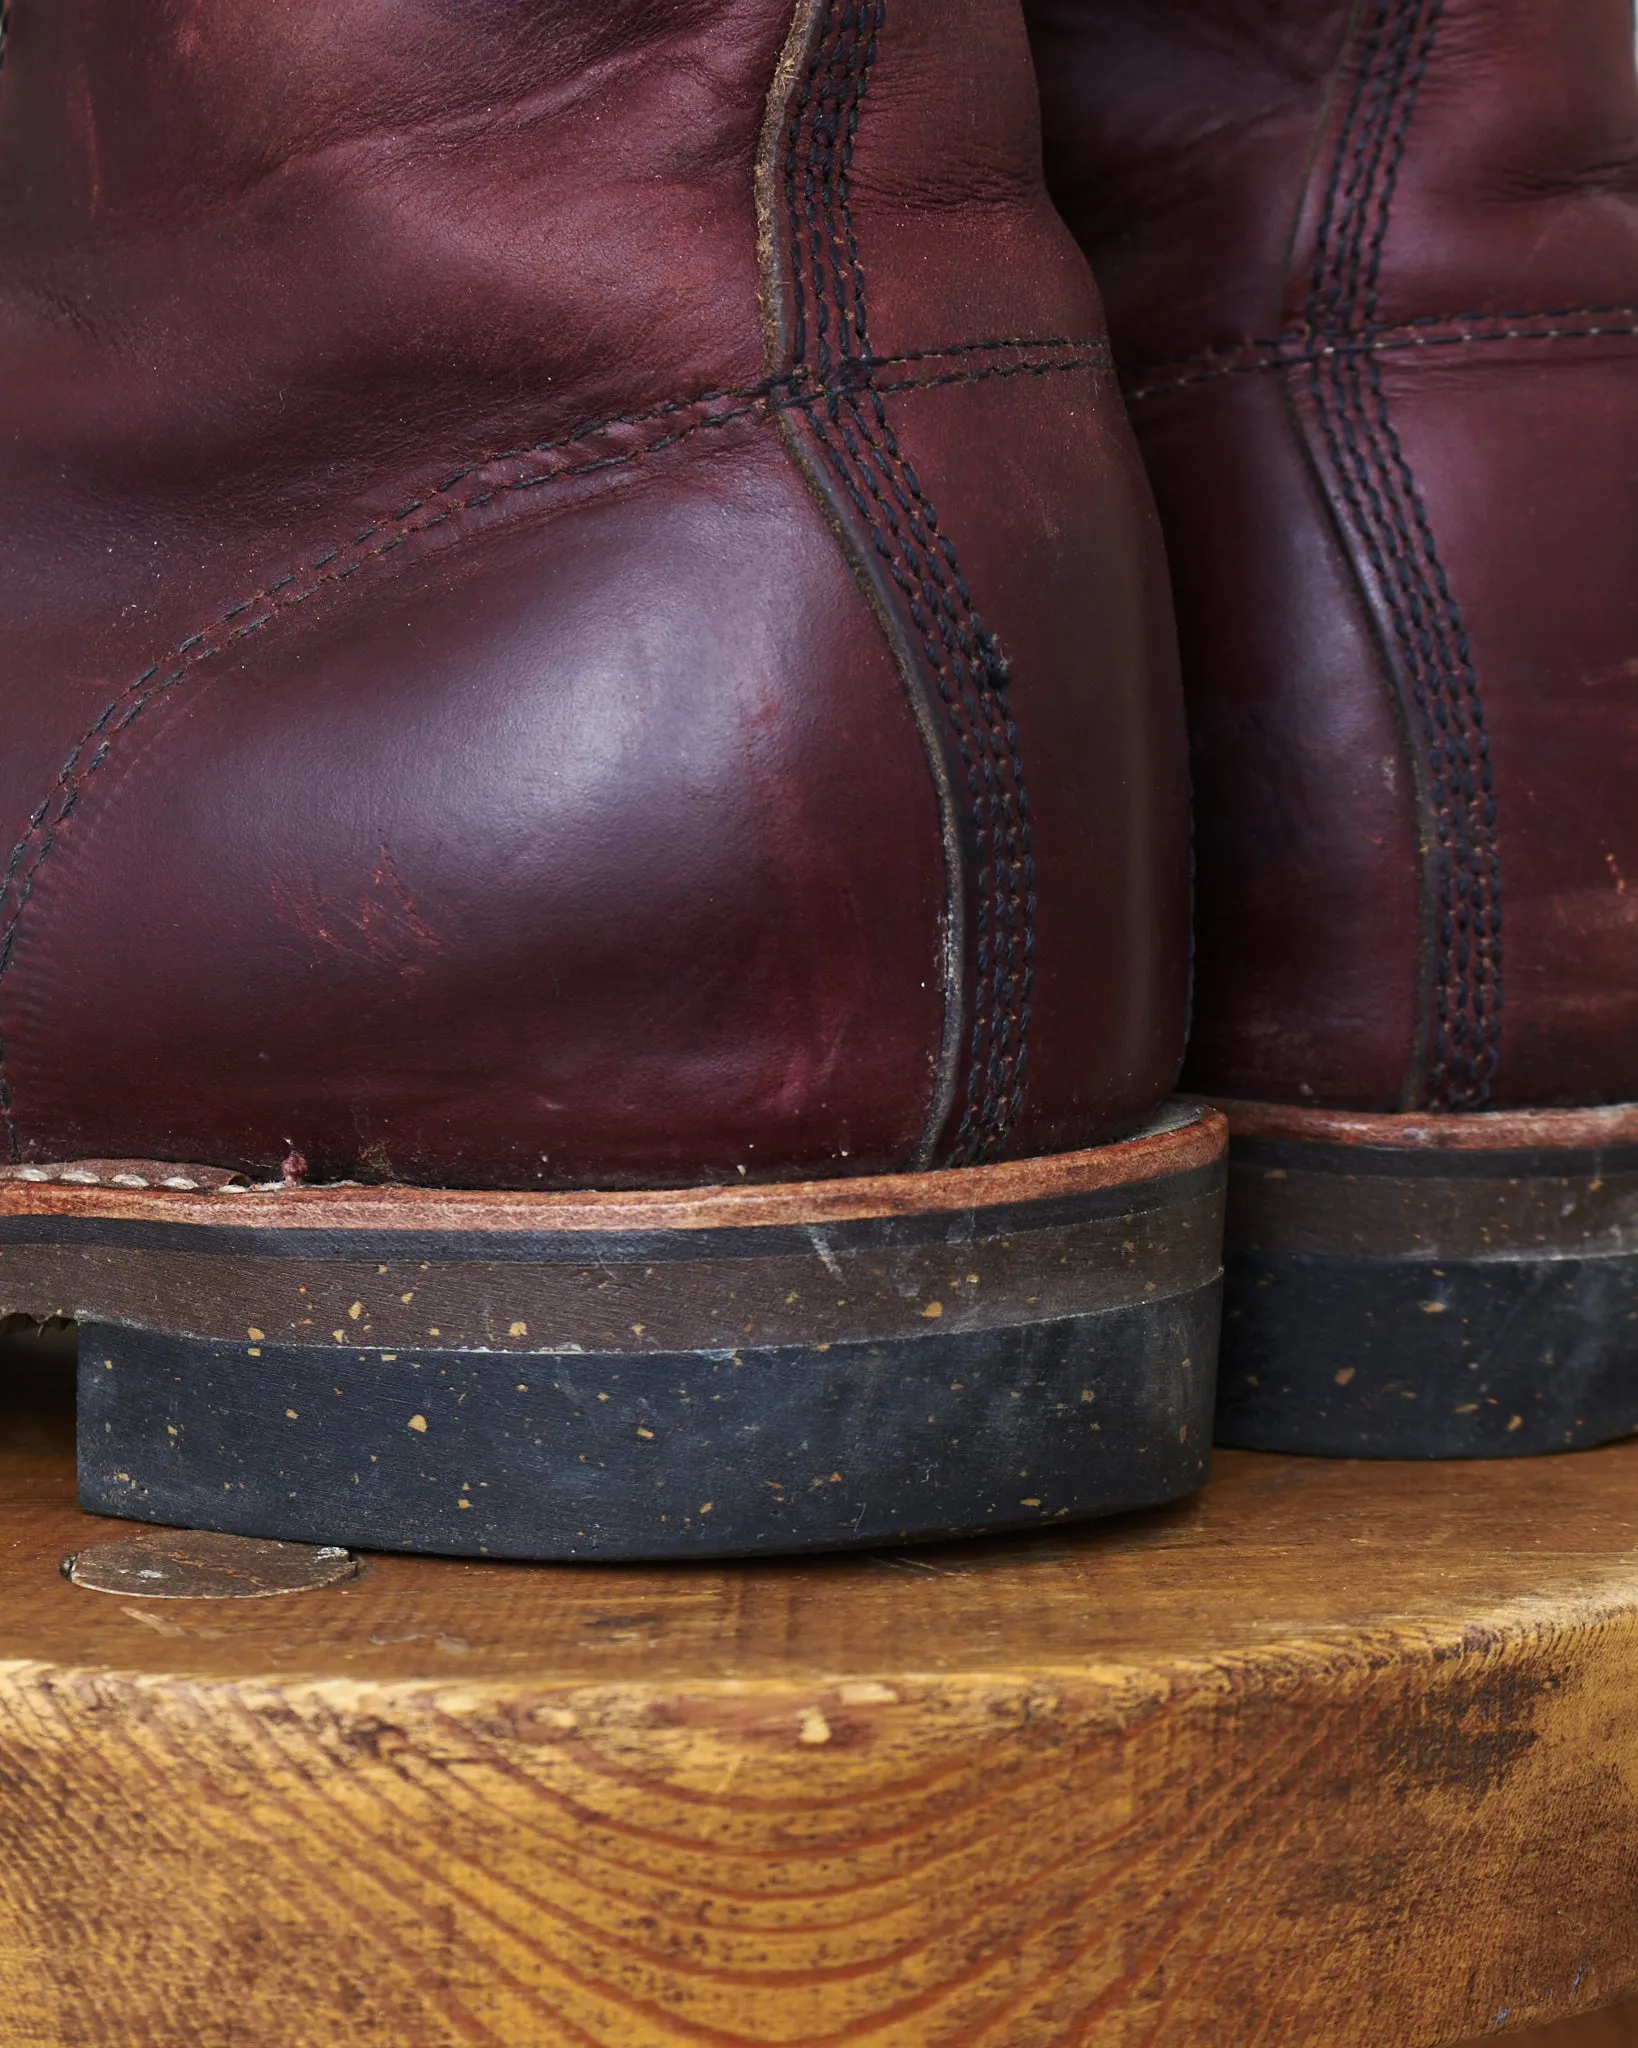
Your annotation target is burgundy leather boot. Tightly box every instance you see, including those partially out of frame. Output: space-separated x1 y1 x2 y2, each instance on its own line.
0 0 1220 1554
1028 0 1638 1456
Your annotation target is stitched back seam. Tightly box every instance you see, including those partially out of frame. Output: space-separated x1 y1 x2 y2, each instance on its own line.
0 338 1100 1159
1324 0 1479 1088
1357 18 1502 1109
1303 0 1501 1111
779 0 1033 1168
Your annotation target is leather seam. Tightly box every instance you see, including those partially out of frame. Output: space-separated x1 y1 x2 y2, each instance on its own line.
1302 0 1501 1113
769 0 1034 1168
1124 308 1638 402
756 0 967 1175
1294 0 1445 1109
0 337 1102 1159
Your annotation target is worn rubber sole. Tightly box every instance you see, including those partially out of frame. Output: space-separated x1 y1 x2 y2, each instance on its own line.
0 1105 1225 1558
1216 1099 1638 1458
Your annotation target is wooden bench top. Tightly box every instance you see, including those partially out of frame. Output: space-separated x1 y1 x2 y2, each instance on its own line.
3 1361 1637 2046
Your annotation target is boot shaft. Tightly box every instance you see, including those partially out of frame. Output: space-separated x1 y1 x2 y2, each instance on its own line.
0 0 1087 494
1031 0 1638 1113
1031 0 1638 359
0 0 1113 715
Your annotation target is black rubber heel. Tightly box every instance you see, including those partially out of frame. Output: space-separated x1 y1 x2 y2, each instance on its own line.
0 1104 1226 1558
78 1290 1219 1559
1215 1100 1638 1458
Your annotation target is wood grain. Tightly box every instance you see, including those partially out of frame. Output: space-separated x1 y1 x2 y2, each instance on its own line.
5 1346 1638 2046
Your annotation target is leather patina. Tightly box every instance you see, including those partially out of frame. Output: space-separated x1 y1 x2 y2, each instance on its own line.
1029 0 1638 1115
0 0 1189 1190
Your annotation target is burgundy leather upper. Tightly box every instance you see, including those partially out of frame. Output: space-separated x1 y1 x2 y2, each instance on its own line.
0 0 1187 1187
1030 0 1638 1112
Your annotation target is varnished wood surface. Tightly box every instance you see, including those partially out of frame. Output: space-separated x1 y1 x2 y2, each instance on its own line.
5 1346 1638 2047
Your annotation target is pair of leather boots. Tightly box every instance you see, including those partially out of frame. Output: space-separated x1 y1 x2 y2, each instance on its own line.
1 0 1634 1559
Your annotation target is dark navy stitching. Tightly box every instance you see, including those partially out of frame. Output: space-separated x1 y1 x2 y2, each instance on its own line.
1304 0 1501 1110
1363 6 1501 1106
1122 310 1638 402
779 0 1033 1165
1115 0 1509 1107
0 338 1099 1158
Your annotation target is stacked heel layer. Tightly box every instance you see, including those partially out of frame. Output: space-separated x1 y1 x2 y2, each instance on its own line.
0 1106 1226 1559
1216 1101 1638 1458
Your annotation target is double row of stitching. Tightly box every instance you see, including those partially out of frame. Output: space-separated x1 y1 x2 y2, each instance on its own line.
1301 0 1502 1112
775 0 1035 1168
1117 0 1512 1109
1123 305 1638 403
0 336 1097 1159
